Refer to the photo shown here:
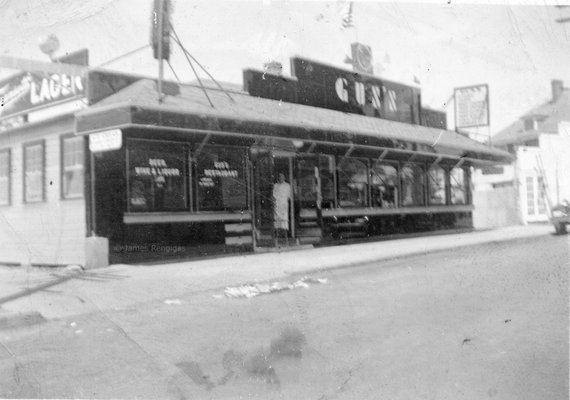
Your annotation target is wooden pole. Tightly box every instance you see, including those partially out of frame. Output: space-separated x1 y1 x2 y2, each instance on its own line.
157 0 164 104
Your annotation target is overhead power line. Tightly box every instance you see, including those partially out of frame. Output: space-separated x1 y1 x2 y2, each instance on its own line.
97 45 151 67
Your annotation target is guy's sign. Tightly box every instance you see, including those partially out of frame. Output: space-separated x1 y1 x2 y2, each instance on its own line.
89 129 122 153
243 57 421 125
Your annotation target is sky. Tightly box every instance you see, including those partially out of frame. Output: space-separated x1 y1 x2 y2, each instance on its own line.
0 0 569 135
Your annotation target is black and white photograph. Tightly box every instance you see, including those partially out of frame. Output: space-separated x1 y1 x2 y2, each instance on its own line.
0 0 568 398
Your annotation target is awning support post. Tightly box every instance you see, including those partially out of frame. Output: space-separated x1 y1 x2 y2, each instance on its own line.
430 155 443 168
343 144 355 158
306 142 316 154
453 158 465 170
377 149 389 162
194 132 212 158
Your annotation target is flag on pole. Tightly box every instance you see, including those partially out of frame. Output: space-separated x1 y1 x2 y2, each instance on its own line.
340 2 354 29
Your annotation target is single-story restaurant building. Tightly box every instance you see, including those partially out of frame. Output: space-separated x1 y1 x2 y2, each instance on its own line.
0 53 512 266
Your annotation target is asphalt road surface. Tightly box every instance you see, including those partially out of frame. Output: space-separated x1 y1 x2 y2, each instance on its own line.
0 235 568 399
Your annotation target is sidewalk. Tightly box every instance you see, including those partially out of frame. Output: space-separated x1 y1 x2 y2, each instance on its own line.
0 224 559 325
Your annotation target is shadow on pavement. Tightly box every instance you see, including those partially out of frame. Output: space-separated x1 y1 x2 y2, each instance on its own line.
0 269 129 306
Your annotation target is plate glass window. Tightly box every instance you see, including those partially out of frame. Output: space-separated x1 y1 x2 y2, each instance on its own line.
401 163 425 206
62 136 84 198
428 165 447 205
371 162 399 208
450 167 467 205
0 150 10 206
337 157 369 207
24 142 44 203
195 145 248 211
127 140 188 212
296 155 335 209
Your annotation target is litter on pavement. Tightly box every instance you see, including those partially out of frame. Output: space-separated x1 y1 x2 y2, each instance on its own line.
164 299 182 305
222 276 328 299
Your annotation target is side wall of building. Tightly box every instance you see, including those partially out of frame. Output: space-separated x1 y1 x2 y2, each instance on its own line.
538 129 570 206
0 116 87 266
472 186 519 229
516 128 570 224
472 165 520 229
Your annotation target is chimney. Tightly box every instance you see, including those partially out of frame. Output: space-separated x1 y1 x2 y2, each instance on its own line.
552 79 564 102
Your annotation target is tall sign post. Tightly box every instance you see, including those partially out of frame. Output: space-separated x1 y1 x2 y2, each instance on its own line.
454 84 491 146
150 0 171 103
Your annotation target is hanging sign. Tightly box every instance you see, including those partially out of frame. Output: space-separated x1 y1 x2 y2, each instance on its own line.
89 129 122 152
454 84 489 128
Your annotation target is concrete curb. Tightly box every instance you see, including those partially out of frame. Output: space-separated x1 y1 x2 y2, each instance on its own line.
0 225 556 325
138 226 556 301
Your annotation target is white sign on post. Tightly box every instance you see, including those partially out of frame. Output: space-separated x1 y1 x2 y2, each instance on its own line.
454 84 489 128
89 129 122 152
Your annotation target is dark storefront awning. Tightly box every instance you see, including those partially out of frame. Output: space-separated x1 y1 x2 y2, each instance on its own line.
75 78 513 165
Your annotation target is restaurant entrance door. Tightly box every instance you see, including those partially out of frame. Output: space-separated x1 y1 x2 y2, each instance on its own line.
251 149 295 247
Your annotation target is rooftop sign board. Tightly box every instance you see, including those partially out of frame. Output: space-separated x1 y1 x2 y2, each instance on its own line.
454 84 489 128
244 56 421 125
0 50 88 125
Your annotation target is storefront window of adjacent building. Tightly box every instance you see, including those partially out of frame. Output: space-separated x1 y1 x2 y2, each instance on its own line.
0 150 10 206
450 167 467 205
370 162 398 208
127 141 187 212
196 146 247 211
337 157 368 207
296 155 335 209
401 163 425 206
24 142 45 203
62 136 84 199
428 165 447 205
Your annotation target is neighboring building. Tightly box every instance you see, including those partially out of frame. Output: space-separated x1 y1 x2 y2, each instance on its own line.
0 52 512 267
0 50 89 267
473 80 570 226
420 107 447 130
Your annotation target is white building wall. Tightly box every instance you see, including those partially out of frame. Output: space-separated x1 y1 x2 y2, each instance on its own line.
472 164 519 229
539 126 570 205
472 164 515 191
515 127 570 224
0 116 87 266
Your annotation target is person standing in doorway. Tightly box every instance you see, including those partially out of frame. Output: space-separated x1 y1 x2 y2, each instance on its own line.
273 172 292 246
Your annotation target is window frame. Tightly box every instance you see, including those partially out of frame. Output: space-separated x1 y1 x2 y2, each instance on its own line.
60 134 85 200
427 164 448 206
194 144 249 212
450 166 469 206
23 140 46 204
336 156 370 208
126 138 190 213
370 160 400 208
295 154 337 210
400 161 426 207
0 148 11 206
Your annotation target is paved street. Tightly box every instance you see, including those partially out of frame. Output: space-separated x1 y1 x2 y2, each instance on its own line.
0 234 568 399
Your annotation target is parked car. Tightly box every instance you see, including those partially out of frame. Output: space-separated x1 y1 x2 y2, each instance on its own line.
551 200 570 234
